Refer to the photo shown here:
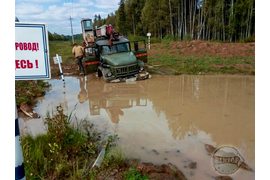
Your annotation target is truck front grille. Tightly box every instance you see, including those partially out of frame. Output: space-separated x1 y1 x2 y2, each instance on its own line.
114 64 138 77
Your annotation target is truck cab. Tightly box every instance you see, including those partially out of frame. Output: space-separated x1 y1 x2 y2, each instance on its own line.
81 18 149 83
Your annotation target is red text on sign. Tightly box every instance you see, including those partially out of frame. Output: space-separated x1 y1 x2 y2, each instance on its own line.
15 60 39 70
15 42 39 51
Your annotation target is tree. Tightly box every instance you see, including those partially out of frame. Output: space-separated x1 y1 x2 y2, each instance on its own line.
116 0 127 35
123 0 146 36
106 12 116 28
169 0 174 35
48 31 53 41
94 14 98 23
98 0 255 41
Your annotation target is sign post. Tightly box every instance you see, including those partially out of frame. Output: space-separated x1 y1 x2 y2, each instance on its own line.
15 22 51 179
54 54 65 82
147 33 151 50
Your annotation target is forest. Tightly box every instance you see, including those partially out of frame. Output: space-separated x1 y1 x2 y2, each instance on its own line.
94 0 255 42
46 0 255 42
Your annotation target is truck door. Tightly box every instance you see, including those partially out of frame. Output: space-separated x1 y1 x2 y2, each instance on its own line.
84 47 99 73
131 40 147 63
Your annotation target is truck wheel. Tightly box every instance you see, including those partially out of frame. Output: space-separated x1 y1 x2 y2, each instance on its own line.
97 69 103 77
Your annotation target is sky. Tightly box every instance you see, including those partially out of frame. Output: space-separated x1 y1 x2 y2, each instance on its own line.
15 0 120 35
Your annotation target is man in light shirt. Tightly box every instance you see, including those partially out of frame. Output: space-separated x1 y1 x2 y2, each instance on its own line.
72 43 85 75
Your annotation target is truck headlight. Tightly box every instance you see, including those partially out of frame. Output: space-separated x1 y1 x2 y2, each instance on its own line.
107 72 112 77
139 67 145 72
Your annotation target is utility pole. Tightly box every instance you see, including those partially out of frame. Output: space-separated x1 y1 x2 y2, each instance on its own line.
69 15 74 44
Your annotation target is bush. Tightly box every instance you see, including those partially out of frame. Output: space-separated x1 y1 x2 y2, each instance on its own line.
183 34 193 41
125 168 149 180
150 37 162 43
126 35 147 42
22 106 102 179
21 105 126 179
15 80 51 105
163 34 175 41
240 34 255 43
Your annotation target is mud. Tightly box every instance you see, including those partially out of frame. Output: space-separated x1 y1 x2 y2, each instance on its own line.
136 162 187 180
19 75 255 179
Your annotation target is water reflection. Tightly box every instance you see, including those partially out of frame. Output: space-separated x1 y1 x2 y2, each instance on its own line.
77 76 148 124
147 76 254 167
23 75 254 179
77 77 88 104
74 75 254 151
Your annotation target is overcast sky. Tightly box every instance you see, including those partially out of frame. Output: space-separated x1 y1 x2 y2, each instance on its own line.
15 0 119 35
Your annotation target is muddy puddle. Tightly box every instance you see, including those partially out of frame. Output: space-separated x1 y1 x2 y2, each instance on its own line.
18 75 255 179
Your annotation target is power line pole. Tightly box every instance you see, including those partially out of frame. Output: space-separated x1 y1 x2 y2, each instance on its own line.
69 15 74 44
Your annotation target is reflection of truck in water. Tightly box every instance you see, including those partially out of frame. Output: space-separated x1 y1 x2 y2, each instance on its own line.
80 76 148 123
81 18 149 83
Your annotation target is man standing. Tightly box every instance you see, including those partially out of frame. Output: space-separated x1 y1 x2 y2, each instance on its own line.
72 43 85 75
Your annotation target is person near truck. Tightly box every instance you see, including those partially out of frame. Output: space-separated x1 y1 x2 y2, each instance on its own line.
72 43 85 75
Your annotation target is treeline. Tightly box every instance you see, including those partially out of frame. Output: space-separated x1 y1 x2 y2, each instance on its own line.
93 13 117 29
48 32 83 41
47 0 255 42
15 17 82 41
96 0 255 42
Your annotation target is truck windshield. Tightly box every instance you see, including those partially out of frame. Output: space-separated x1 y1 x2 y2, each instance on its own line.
101 43 130 55
83 20 93 30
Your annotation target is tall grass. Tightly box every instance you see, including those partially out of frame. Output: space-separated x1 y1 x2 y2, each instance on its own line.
49 40 82 65
147 55 255 75
15 80 51 105
127 35 161 44
21 105 103 179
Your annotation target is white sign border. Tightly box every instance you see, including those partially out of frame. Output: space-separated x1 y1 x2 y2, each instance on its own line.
15 22 51 80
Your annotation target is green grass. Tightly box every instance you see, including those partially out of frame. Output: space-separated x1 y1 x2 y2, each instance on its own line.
124 168 149 180
15 80 51 105
49 41 81 65
147 39 255 75
22 106 100 179
48 40 255 76
148 54 255 75
49 39 82 64
21 105 134 180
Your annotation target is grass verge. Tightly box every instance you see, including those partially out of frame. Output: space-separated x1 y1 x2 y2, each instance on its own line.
15 80 51 105
147 55 255 75
48 39 255 76
49 40 82 65
21 105 143 180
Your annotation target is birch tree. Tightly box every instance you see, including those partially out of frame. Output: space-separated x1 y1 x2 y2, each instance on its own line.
107 0 255 41
169 0 174 35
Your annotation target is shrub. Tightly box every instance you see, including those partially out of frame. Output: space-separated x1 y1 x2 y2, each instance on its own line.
21 106 102 179
240 34 255 43
183 34 193 41
125 168 149 180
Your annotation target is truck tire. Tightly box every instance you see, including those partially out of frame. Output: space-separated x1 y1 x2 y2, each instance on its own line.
97 69 103 77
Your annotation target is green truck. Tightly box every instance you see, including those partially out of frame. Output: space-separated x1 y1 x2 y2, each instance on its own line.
81 18 149 83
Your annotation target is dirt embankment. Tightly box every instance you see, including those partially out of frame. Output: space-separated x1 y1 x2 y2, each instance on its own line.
94 161 188 180
15 80 51 106
149 40 255 58
147 40 255 75
95 161 234 180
